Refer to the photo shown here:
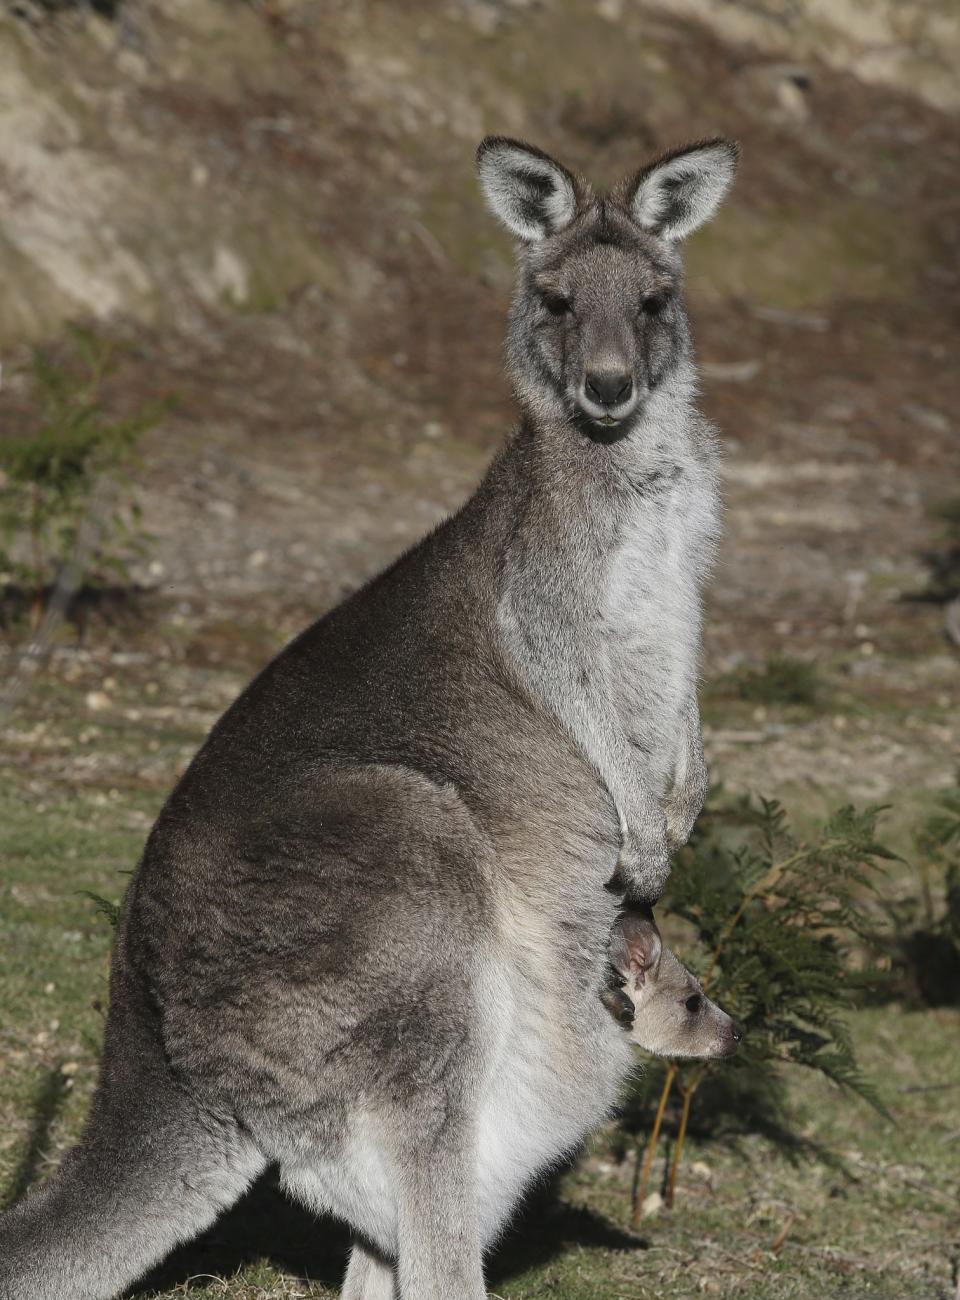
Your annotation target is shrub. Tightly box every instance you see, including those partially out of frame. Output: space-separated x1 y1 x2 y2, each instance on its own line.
0 326 164 628
918 497 960 604
873 775 960 1006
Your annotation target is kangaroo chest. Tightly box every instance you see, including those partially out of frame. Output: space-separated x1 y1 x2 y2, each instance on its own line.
603 465 717 776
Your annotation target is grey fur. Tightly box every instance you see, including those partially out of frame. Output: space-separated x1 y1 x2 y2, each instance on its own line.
0 135 735 1300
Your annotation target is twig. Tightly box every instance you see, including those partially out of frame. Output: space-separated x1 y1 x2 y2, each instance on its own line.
945 595 960 651
633 1065 675 1226
408 220 450 269
665 1074 700 1207
30 482 44 630
770 1214 795 1254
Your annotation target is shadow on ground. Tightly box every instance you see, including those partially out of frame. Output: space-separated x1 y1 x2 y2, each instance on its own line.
131 1169 645 1296
1 1065 71 1211
3 1014 640 1296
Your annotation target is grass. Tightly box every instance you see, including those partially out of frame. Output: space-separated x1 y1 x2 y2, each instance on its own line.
1 668 958 1299
713 655 823 709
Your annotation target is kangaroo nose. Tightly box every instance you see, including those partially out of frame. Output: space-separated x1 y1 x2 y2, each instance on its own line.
731 1019 744 1043
585 372 633 408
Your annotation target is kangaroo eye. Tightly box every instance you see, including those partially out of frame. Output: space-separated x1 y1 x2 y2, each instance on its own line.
544 294 571 317
685 994 703 1014
641 295 667 317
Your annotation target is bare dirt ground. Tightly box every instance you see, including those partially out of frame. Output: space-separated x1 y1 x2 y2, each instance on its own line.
2 0 956 816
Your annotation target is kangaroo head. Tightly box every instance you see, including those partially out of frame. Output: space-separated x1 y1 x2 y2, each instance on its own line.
477 136 737 442
607 909 742 1059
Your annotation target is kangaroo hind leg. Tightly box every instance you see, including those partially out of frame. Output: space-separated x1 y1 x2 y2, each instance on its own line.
342 1241 398 1300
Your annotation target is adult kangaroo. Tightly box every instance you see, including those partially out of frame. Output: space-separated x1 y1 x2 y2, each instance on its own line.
0 135 736 1300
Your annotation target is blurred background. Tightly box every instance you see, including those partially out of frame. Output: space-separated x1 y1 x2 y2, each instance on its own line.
0 2 958 1298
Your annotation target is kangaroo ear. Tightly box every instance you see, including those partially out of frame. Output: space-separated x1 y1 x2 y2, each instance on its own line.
628 138 738 242
477 136 579 241
609 910 663 986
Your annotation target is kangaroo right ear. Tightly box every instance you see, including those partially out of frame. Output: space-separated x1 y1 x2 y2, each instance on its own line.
627 138 738 241
609 910 663 987
477 136 579 242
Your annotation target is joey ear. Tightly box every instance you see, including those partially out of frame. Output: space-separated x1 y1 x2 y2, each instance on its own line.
628 138 738 241
609 910 663 986
477 136 580 241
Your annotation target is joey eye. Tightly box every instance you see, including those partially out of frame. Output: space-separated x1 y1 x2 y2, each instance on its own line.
685 994 703 1014
544 295 572 317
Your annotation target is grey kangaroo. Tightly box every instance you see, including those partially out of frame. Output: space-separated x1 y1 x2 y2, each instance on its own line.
0 134 736 1300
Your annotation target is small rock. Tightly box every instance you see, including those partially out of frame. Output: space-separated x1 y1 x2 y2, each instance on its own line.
640 1191 663 1218
701 359 761 383
902 401 950 434
211 245 249 305
115 47 148 81
690 1160 714 1183
776 76 810 121
85 691 111 712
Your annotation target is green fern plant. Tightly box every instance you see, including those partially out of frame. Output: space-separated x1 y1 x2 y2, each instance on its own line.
77 890 121 930
627 795 894 1221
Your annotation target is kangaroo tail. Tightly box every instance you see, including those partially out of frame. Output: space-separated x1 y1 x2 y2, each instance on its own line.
0 974 265 1300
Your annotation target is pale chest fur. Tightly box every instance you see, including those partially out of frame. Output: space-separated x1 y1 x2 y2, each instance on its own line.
603 460 719 788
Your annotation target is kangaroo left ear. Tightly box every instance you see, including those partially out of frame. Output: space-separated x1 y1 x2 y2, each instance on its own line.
628 138 739 242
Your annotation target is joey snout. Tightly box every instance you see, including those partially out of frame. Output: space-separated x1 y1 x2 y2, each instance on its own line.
692 999 743 1059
